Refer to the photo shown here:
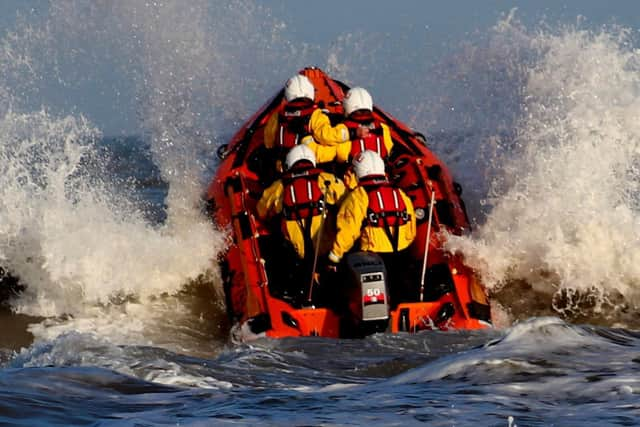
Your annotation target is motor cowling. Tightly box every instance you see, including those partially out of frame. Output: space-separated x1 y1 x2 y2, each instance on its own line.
344 252 389 333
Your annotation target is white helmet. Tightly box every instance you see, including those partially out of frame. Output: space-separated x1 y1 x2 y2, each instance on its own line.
343 87 373 116
285 144 316 169
353 150 385 179
284 74 315 102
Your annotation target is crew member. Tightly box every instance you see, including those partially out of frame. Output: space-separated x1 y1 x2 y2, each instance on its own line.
257 144 346 261
336 87 393 162
328 150 415 303
263 74 349 164
308 87 394 188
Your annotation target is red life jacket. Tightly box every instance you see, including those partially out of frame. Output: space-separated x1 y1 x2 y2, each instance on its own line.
276 102 316 149
343 113 388 160
281 168 325 221
361 176 410 251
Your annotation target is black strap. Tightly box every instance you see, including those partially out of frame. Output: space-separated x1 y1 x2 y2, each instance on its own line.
380 214 400 253
298 217 315 261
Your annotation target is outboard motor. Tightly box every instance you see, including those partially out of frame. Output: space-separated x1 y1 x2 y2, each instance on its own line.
344 252 390 334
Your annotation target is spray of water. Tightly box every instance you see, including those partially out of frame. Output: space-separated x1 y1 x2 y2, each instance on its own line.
0 2 288 346
444 15 640 324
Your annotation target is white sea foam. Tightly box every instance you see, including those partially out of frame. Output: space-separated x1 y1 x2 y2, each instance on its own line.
444 16 640 314
0 2 246 325
0 107 222 319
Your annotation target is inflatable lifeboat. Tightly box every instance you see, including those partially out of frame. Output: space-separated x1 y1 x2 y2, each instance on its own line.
206 67 491 339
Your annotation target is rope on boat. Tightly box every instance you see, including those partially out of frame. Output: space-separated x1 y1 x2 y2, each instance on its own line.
419 190 436 302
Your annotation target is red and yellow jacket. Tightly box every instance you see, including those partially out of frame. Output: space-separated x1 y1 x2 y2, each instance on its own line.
335 116 393 163
257 168 346 259
329 176 416 262
309 111 393 163
264 108 350 161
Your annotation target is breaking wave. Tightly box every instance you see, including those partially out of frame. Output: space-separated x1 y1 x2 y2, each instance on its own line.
445 13 640 326
0 2 257 344
2 2 640 339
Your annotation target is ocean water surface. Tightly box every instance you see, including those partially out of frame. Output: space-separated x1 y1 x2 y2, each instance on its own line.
1 1 640 425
